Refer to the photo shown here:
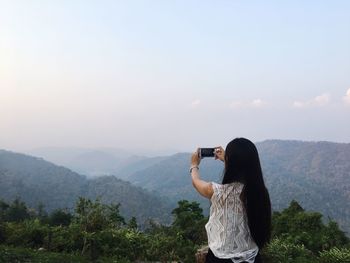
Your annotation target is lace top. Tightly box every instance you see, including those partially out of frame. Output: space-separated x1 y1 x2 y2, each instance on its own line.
205 182 258 263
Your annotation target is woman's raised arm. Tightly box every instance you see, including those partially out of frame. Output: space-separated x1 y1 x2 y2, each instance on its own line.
190 149 214 199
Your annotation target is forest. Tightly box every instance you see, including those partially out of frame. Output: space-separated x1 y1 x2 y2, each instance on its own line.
0 197 349 263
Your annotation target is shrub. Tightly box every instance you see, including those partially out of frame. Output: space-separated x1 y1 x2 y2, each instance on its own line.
319 247 350 263
5 219 49 248
263 238 317 263
0 245 88 263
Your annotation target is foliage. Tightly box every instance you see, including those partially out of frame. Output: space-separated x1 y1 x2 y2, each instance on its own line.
272 199 349 253
319 247 350 263
0 245 88 263
47 209 72 226
1 198 30 222
5 219 49 248
172 200 207 244
263 238 317 263
0 198 349 262
127 217 138 230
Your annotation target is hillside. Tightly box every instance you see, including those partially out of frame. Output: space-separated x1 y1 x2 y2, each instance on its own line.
27 147 166 178
258 140 350 232
125 140 350 234
0 150 172 225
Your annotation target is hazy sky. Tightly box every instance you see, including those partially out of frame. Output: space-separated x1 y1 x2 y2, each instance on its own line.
1 0 350 154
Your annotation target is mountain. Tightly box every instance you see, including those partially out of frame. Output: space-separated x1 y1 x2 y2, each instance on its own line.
0 150 172 225
124 140 350 234
257 140 350 232
66 150 122 177
26 147 131 177
27 147 166 178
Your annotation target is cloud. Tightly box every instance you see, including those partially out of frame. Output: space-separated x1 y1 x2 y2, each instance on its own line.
251 99 266 108
293 93 330 108
190 99 201 108
292 101 305 108
229 99 267 109
343 89 350 105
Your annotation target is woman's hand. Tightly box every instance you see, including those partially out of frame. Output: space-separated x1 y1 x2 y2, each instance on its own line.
190 148 213 199
214 146 225 162
191 148 201 166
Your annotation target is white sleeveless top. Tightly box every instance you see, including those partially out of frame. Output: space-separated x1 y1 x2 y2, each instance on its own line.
205 182 259 263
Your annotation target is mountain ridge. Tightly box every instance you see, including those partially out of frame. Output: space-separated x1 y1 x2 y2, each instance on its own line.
0 149 172 225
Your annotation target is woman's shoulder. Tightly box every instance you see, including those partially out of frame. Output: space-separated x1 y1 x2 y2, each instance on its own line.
212 181 244 192
227 181 244 191
217 181 244 187
210 181 245 203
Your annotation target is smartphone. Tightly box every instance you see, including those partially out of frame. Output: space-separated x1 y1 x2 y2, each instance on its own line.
198 148 216 159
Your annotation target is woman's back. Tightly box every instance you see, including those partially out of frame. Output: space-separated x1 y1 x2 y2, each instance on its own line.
206 182 258 263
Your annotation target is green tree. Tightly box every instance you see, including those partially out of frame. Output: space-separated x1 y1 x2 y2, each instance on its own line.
73 197 126 260
107 203 125 228
128 217 138 230
321 220 350 250
48 209 72 226
75 197 107 258
171 200 208 263
172 200 207 244
0 200 9 221
319 247 350 262
5 198 30 222
263 238 317 263
5 219 49 248
272 200 349 253
36 202 48 222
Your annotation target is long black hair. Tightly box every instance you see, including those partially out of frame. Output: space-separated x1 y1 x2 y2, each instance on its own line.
222 138 271 249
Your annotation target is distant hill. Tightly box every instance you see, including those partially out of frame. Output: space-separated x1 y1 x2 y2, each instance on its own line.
0 150 172 225
124 140 350 234
27 147 132 177
257 140 350 233
27 147 166 178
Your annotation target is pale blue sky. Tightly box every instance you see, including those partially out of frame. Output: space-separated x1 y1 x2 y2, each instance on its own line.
0 1 349 153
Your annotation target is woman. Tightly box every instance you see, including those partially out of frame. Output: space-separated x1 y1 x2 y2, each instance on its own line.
190 138 271 263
